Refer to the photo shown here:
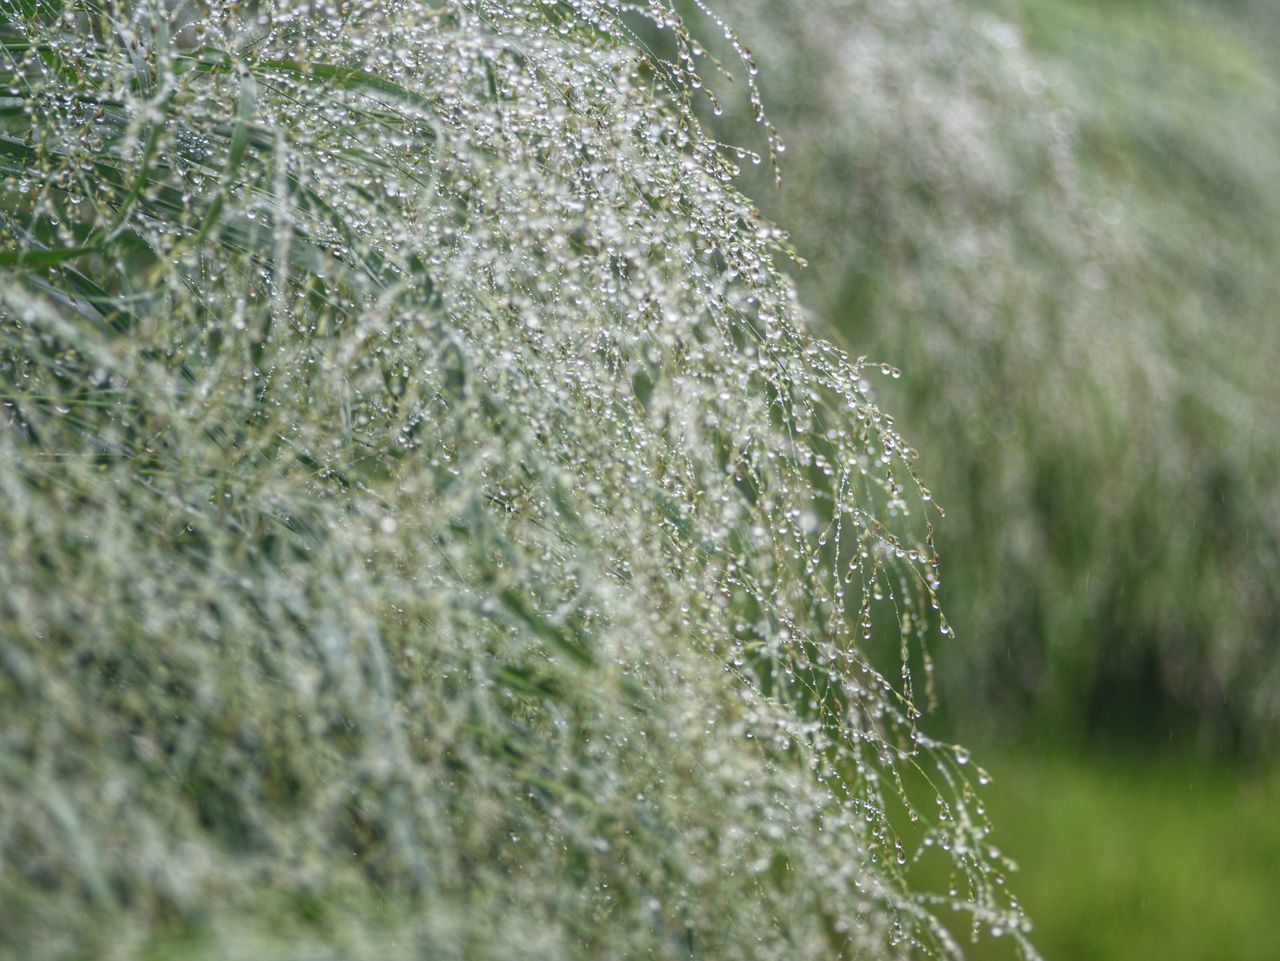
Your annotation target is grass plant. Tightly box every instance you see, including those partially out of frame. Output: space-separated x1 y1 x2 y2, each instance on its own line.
0 1 1029 958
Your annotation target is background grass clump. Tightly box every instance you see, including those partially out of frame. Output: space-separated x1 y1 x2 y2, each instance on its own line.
710 0 1280 751
0 1 1030 959
695 0 1280 957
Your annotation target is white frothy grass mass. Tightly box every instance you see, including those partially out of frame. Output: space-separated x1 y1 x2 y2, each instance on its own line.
0 1 1033 958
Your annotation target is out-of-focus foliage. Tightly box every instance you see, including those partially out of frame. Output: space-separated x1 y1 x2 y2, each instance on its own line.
709 0 1280 749
0 1 1029 959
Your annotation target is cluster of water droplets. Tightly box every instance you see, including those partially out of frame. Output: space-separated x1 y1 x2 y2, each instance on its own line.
1 1 1032 957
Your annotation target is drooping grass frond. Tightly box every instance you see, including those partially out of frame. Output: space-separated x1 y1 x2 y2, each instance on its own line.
0 2 1030 958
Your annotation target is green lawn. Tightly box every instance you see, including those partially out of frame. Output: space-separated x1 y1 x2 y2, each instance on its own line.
967 742 1280 960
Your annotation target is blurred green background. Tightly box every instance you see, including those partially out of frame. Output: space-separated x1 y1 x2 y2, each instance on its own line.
966 739 1280 961
707 0 1280 956
961 4 1280 956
